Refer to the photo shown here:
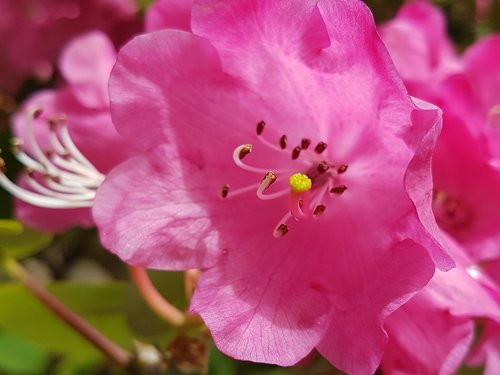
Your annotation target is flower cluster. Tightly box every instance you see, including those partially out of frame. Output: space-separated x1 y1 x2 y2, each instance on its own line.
1 1 500 374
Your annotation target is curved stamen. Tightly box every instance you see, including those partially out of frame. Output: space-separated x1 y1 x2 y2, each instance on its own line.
0 171 94 208
0 107 105 210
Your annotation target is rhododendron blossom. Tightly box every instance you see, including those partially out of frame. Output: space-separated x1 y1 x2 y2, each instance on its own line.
0 31 138 232
381 1 500 262
92 1 453 373
382 233 500 375
0 0 138 93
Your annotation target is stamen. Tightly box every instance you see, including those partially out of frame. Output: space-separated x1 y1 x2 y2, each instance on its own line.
301 138 311 150
273 223 289 238
0 107 105 210
314 142 327 154
337 164 348 174
316 161 330 174
256 120 266 135
330 185 347 194
257 172 287 200
220 184 230 198
279 135 287 150
291 146 301 160
313 205 326 216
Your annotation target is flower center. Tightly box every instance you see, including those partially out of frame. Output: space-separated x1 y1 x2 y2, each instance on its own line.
220 120 349 237
0 107 104 208
432 190 474 233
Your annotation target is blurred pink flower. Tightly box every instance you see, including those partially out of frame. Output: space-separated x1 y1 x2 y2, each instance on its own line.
0 0 138 93
382 234 500 375
467 259 500 375
0 31 138 232
93 1 453 373
380 2 500 262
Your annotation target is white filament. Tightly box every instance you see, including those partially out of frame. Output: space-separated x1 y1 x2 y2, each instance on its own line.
0 107 104 209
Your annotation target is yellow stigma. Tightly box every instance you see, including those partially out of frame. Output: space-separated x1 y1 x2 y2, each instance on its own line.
289 173 312 193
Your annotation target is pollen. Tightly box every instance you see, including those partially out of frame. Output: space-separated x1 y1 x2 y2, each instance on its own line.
289 173 312 193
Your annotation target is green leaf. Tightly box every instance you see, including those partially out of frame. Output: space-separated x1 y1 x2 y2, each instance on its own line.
208 344 237 375
0 281 134 365
0 330 50 374
125 270 186 343
0 220 23 236
0 220 53 259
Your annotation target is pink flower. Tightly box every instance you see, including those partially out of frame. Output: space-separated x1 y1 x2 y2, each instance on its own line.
467 259 500 375
382 234 500 375
93 1 452 373
0 0 138 93
0 31 138 232
378 1 461 103
380 2 500 261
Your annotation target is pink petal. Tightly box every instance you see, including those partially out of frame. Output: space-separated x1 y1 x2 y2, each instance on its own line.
93 144 222 270
191 244 328 366
314 240 435 375
145 0 193 32
468 321 500 375
383 293 473 375
463 36 500 117
109 29 263 151
59 31 117 108
379 1 461 100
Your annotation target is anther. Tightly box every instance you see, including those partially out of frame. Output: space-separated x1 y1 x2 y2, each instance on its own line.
274 223 289 238
220 184 230 198
337 164 348 174
260 172 277 190
256 120 266 135
238 144 252 160
33 108 43 119
279 135 287 150
301 138 311 150
313 205 326 216
330 185 347 194
316 161 330 174
314 142 327 154
291 146 301 160
10 138 23 153
0 158 5 172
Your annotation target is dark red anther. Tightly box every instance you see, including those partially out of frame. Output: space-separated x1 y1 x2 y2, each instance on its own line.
256 120 266 135
292 146 301 160
330 185 348 194
279 135 287 149
313 205 326 216
316 161 330 174
301 138 311 149
337 164 348 174
314 142 327 154
220 184 230 198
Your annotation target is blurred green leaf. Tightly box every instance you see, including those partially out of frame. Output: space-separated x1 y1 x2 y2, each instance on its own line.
0 220 53 259
136 0 155 12
0 330 50 374
125 270 186 343
0 282 133 365
456 365 484 375
208 344 237 375
0 220 23 236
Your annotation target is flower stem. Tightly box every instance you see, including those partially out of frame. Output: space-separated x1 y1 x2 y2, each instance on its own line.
128 266 187 327
1 257 132 369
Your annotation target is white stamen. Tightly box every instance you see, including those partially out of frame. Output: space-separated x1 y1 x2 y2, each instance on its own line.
0 107 105 210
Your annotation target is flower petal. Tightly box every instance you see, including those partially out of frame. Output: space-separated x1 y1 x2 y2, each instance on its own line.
145 0 193 32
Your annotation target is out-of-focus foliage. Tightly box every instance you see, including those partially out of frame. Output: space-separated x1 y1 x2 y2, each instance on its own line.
0 282 132 374
0 330 51 375
0 220 53 259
